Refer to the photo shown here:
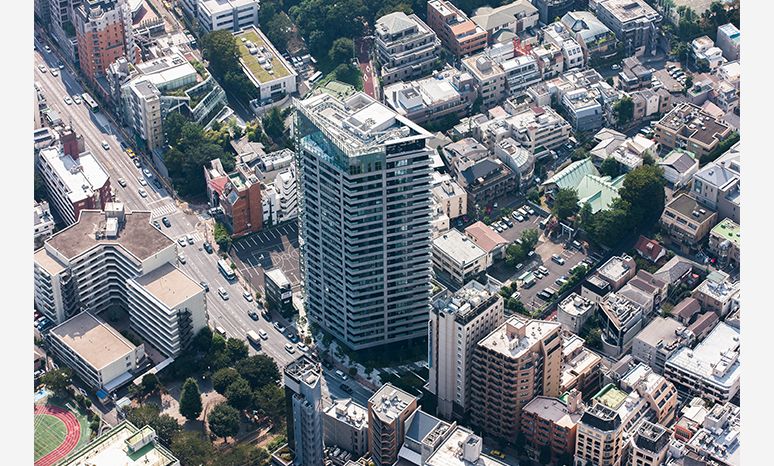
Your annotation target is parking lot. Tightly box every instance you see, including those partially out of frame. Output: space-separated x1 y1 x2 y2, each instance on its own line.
230 221 301 293
521 241 588 314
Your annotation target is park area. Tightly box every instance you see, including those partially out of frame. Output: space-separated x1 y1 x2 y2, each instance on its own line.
34 393 90 466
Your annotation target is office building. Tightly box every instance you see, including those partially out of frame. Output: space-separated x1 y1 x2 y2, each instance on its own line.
37 138 111 227
534 0 576 24
560 334 602 397
653 103 733 160
424 426 508 465
631 317 691 374
660 193 718 255
60 421 180 466
470 1 539 45
469 317 562 440
295 92 434 350
708 218 740 269
598 292 644 357
426 0 488 58
664 322 740 403
73 0 138 86
592 0 661 56
235 26 298 109
284 356 324 466
521 391 583 464
627 420 669 466
127 263 208 357
716 23 740 61
574 403 625 466
396 410 454 465
619 363 678 425
205 159 264 237
557 293 596 334
34 205 206 358
375 12 441 85
383 67 477 126
323 398 368 457
48 312 145 391
265 268 293 313
192 0 259 33
34 201 56 248
432 229 488 287
692 142 740 223
428 279 505 419
367 384 419 466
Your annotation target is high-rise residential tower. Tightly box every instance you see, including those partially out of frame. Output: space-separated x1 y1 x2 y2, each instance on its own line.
294 91 434 350
284 356 324 466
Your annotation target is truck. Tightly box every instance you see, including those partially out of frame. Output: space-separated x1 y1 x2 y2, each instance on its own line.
246 330 261 347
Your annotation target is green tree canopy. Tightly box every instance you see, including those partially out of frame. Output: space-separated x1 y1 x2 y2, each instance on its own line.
192 327 214 354
613 96 634 126
179 378 203 421
521 228 540 251
619 165 665 231
225 338 249 365
213 367 241 395
140 373 161 396
600 157 621 178
219 444 271 466
208 403 241 440
225 377 254 410
235 355 280 390
40 368 72 395
328 37 354 65
253 384 286 425
552 188 580 221
126 404 182 445
170 431 215 466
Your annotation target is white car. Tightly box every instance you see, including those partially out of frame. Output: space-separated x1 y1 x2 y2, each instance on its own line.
72 95 82 104
177 238 187 247
117 178 127 187
63 96 73 105
138 177 147 186
101 140 110 150
44 45 51 53
143 168 152 178
38 65 47 73
258 329 268 340
218 287 229 300
138 188 147 197
243 291 253 302
50 68 59 77
297 343 309 352
178 253 186 264
285 343 296 354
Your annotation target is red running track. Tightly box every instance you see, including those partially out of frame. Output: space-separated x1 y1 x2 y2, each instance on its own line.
35 405 81 466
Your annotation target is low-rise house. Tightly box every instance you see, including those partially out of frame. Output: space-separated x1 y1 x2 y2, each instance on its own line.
658 149 699 188
590 132 658 172
618 269 667 315
617 56 652 91
708 218 740 269
654 255 693 287
659 193 718 254
691 35 727 70
630 87 671 122
633 236 665 263
557 293 596 334
542 22 586 71
687 311 720 342
597 254 637 291
671 297 702 325
580 275 611 303
691 142 740 223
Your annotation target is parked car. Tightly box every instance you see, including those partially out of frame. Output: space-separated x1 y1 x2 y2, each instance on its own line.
143 168 152 178
162 217 171 227
297 343 309 352
273 322 286 333
335 370 348 381
537 265 549 275
178 253 186 264
152 220 161 229
50 68 59 77
258 329 268 340
243 290 253 302
101 140 110 150
284 343 296 354
551 254 566 265
72 95 82 104
200 281 209 292
38 64 47 73
138 177 147 186
186 234 194 245
63 96 73 105
133 159 142 168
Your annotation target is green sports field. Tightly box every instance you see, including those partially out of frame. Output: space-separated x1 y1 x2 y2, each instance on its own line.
34 414 67 461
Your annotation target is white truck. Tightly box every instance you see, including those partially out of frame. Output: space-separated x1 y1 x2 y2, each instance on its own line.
246 330 261 347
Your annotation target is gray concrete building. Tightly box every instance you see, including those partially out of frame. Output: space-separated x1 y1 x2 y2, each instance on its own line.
284 356 324 466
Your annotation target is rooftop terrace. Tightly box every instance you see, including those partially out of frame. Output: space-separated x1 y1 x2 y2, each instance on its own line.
235 26 293 84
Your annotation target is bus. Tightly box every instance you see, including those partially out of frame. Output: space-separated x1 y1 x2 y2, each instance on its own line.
218 259 236 281
246 330 261 347
82 93 99 112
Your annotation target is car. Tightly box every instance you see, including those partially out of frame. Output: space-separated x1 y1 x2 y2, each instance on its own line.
551 254 566 265
611 64 620 70
153 179 163 190
200 281 209 292
117 178 127 187
186 234 194 245
495 225 504 233
526 206 535 215
72 95 81 104
133 158 142 168
538 265 549 275
335 370 348 381
143 168 152 178
515 214 525 222
177 237 187 247
138 188 147 197
44 45 51 53
340 383 353 394
152 220 161 229
125 148 135 157
555 277 568 287
537 291 551 301
258 329 268 340
273 322 286 333
248 310 259 321
285 343 296 354
101 140 110 150
217 287 229 300
138 177 147 186
178 253 186 264
511 291 521 300
297 343 309 352
288 333 299 343
63 96 73 105
50 68 59 77
533 270 544 279
203 242 213 253
243 291 254 302
38 64 47 73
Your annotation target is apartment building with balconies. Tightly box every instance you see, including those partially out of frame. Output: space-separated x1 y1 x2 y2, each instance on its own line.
367 384 419 466
653 103 733 160
560 333 603 397
469 317 562 440
619 363 678 425
574 403 625 466
627 420 669 466
691 141 740 223
592 0 661 57
470 1 539 45
284 356 324 466
323 398 368 457
375 12 441 85
659 193 718 255
427 0 488 58
521 390 583 464
432 229 489 287
708 218 740 270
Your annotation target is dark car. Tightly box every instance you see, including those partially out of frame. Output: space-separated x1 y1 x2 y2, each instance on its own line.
248 310 259 321
203 242 213 254
153 179 163 190
152 220 161 229
200 281 209 292
162 217 171 227
288 333 299 343
340 383 353 394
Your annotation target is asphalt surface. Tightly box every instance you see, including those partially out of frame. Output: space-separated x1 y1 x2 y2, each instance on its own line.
230 221 302 292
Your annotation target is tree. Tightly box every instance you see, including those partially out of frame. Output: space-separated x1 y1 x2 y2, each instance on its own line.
527 188 540 204
265 12 293 47
586 199 633 248
208 403 241 441
225 338 249 364
213 367 241 395
579 202 593 228
619 165 666 231
613 96 634 126
192 327 214 354
220 444 271 466
40 368 72 395
328 37 354 65
179 378 203 421
262 107 286 143
253 384 286 425
332 63 362 88
236 355 280 390
521 228 540 251
606 76 614 87
200 30 240 78
600 157 621 177
141 373 161 396
571 147 590 162
213 222 232 251
164 111 188 146
126 404 182 445
225 377 254 411
170 431 215 466
684 75 694 89
552 188 580 221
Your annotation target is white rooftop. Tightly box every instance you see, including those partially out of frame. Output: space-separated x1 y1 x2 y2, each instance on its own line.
666 322 740 390
40 147 110 204
433 229 487 266
478 316 560 359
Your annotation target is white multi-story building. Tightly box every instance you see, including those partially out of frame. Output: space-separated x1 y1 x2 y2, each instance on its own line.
691 35 726 70
34 204 206 357
631 316 692 374
236 26 299 109
619 363 678 425
431 173 467 221
48 311 145 391
375 12 441 85
323 398 368 457
34 201 56 248
274 166 298 223
37 130 112 226
428 279 505 419
432 229 489 286
716 23 740 61
664 322 740 403
493 138 534 187
181 0 259 33
684 402 740 466
592 0 662 56
557 292 596 334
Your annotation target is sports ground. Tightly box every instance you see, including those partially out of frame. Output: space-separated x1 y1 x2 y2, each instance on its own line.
34 398 90 466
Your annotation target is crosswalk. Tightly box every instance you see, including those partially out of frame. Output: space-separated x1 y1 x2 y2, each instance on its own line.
151 202 177 218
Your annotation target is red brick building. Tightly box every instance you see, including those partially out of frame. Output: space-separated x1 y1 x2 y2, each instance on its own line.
205 160 263 238
74 0 138 86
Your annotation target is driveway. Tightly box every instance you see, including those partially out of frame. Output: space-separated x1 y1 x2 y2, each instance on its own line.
355 37 376 98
